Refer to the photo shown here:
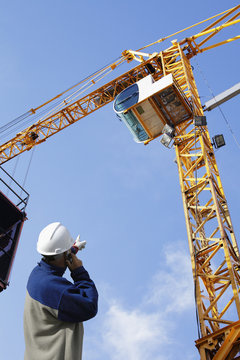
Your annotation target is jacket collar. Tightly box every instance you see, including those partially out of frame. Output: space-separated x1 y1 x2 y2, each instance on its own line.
38 259 66 277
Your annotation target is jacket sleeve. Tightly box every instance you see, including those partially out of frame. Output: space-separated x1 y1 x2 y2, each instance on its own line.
58 266 98 322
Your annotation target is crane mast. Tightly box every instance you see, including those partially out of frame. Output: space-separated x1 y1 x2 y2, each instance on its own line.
165 42 240 360
0 5 240 359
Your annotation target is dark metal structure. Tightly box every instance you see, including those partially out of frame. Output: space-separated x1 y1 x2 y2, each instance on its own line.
0 167 28 291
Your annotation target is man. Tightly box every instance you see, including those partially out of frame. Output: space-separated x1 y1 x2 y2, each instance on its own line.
24 222 98 360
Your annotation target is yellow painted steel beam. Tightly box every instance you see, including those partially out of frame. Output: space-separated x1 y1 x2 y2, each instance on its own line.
196 321 240 359
0 56 164 164
199 36 240 54
172 42 240 359
212 324 240 360
137 5 240 53
189 19 240 42
197 7 240 48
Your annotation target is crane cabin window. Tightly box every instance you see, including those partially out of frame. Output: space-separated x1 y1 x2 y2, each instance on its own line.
114 83 139 112
113 83 149 143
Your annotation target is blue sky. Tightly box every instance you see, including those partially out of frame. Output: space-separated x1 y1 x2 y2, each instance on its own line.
0 1 240 359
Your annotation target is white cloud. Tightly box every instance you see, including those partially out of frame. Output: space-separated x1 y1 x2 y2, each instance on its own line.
145 244 195 313
102 302 170 360
84 242 196 360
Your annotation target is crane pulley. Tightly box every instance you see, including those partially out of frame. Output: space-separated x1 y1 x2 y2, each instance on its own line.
0 4 240 360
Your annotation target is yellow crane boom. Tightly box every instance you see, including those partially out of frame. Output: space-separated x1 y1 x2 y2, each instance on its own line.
1 5 240 359
0 5 239 165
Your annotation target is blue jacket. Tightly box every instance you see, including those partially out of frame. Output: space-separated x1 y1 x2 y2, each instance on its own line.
24 260 98 360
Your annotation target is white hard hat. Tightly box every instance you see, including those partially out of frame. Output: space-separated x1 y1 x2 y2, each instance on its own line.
37 222 75 256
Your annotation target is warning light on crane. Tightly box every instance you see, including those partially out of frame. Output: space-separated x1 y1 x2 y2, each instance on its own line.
194 115 207 126
113 74 192 143
212 134 226 149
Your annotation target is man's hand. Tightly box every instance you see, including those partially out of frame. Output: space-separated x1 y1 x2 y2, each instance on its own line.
65 253 83 271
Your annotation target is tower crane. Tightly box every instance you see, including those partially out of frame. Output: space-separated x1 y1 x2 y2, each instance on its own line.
0 5 240 359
